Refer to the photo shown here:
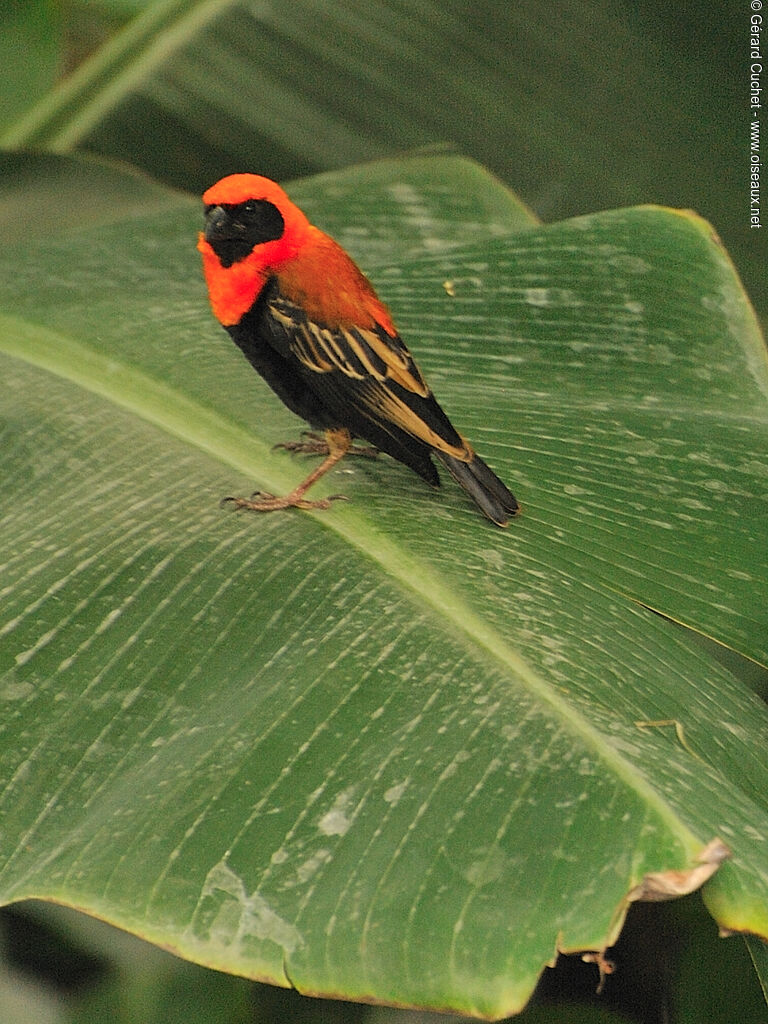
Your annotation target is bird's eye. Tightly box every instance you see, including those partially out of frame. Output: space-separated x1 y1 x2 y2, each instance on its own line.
236 199 285 242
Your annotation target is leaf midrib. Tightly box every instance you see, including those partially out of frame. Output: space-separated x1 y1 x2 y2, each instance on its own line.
0 313 706 857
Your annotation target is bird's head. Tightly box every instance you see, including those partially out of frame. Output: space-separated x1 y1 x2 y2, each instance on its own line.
198 174 313 325
199 174 311 270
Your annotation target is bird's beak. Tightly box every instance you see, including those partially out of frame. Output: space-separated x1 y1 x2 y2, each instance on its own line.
204 205 240 244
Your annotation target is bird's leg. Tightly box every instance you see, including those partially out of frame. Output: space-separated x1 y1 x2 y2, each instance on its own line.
224 428 352 512
275 430 378 459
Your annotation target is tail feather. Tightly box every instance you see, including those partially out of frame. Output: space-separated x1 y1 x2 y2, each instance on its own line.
436 451 519 526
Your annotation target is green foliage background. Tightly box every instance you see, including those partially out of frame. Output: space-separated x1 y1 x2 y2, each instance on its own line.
0 3 766 1023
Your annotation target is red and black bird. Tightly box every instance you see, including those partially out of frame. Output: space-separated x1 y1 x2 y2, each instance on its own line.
198 174 519 525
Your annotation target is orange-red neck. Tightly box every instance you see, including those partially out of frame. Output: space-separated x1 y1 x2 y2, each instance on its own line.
197 235 265 326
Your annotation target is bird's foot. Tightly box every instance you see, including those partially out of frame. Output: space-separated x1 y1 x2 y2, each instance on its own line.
222 490 348 513
275 432 379 459
225 428 352 514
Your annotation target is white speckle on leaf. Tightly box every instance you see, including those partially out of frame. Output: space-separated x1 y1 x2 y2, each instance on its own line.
296 849 332 884
461 845 507 887
318 788 356 836
120 687 141 710
192 860 302 954
524 286 583 308
563 483 590 497
607 254 651 274
478 548 504 571
0 679 34 701
701 294 723 314
384 780 408 805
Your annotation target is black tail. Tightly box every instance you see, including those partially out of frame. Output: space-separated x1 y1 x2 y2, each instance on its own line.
436 451 519 526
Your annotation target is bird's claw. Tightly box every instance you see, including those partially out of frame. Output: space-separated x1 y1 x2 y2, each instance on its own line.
221 491 347 512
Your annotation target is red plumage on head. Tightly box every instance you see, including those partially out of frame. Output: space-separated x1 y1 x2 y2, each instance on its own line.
198 174 395 334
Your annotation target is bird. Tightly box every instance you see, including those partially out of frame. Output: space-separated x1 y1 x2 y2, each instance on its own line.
197 173 519 525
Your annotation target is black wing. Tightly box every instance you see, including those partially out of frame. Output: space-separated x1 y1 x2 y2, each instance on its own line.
264 291 471 463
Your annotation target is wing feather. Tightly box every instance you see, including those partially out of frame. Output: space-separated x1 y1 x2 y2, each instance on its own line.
266 293 468 461
269 295 428 392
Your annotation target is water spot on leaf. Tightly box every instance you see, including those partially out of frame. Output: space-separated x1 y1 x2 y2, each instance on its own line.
461 845 507 887
192 860 302 954
295 848 332 884
0 678 34 701
523 286 583 308
318 788 355 836
384 780 408 805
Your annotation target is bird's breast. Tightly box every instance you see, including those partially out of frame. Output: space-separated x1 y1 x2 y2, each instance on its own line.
198 234 267 326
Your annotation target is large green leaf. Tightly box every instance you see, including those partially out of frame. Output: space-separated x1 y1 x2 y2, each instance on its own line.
0 150 186 243
0 153 766 1019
